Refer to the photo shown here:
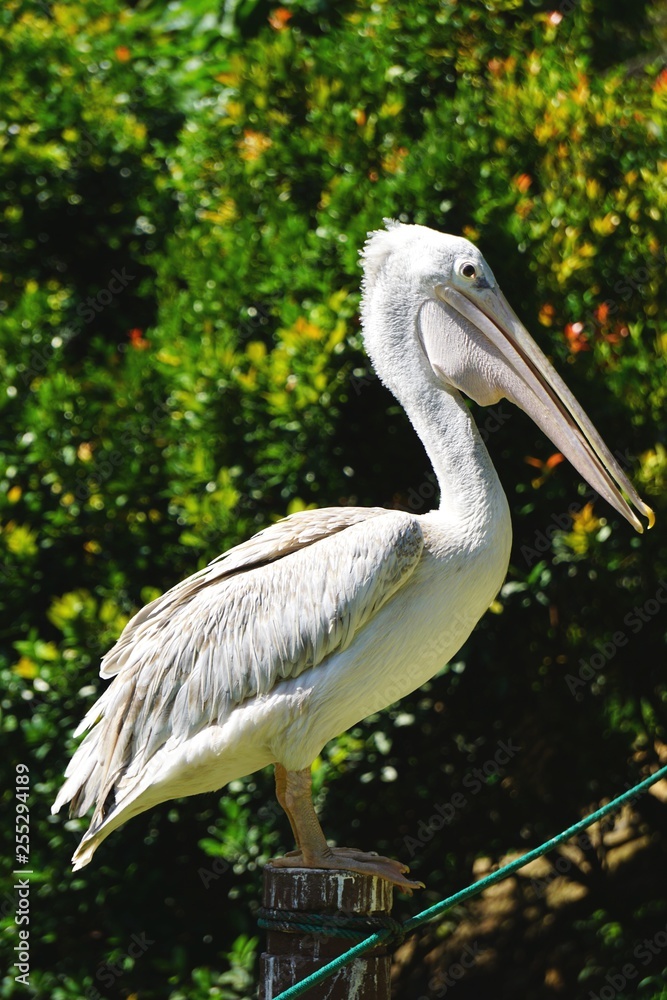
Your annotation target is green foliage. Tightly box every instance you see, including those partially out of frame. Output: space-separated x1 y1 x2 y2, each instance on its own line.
1 0 666 997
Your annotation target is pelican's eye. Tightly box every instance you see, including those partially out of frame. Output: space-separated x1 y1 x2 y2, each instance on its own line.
460 262 477 279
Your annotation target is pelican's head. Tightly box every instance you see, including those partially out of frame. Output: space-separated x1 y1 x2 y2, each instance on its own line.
360 220 654 533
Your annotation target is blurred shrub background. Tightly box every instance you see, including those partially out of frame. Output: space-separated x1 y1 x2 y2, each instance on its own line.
1 0 666 997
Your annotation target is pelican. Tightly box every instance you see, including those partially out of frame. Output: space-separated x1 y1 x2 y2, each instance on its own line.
53 221 653 890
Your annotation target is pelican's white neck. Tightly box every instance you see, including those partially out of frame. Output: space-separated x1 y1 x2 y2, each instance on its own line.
400 378 510 538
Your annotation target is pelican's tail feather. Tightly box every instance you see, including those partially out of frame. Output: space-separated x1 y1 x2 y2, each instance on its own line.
53 710 272 868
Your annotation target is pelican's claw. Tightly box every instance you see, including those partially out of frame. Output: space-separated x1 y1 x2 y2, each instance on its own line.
270 847 424 894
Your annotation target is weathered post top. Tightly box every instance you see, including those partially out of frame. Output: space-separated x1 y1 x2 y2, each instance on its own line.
259 865 395 999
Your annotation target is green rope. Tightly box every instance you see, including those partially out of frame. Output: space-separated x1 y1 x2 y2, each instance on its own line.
257 907 404 942
268 762 667 1000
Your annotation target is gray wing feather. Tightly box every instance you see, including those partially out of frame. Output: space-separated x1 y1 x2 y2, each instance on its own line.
98 505 389 679
57 507 423 820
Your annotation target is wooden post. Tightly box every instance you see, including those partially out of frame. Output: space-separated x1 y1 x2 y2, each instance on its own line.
259 865 394 999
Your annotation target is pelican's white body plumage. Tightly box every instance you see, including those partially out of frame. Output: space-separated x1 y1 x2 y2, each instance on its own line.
54 222 651 875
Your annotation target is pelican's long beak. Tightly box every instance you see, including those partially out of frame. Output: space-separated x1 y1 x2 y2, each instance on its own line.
436 285 654 533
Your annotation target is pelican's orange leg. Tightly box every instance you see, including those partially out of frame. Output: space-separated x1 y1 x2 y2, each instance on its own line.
271 765 424 894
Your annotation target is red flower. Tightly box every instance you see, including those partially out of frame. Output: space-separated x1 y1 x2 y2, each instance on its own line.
128 328 150 350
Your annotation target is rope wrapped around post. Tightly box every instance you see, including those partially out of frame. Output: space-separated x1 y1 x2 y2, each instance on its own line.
259 865 397 999
258 906 405 944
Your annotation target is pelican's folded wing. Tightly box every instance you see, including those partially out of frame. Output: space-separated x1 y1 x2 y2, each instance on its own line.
98 505 391 677
53 507 424 823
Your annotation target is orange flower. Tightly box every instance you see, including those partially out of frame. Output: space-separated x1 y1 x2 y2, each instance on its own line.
525 452 564 488
268 7 292 30
525 453 564 471
654 68 667 93
594 302 610 325
488 56 516 76
564 321 589 353
382 147 408 175
239 130 272 162
115 46 131 62
602 323 629 345
539 303 556 327
514 173 532 194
